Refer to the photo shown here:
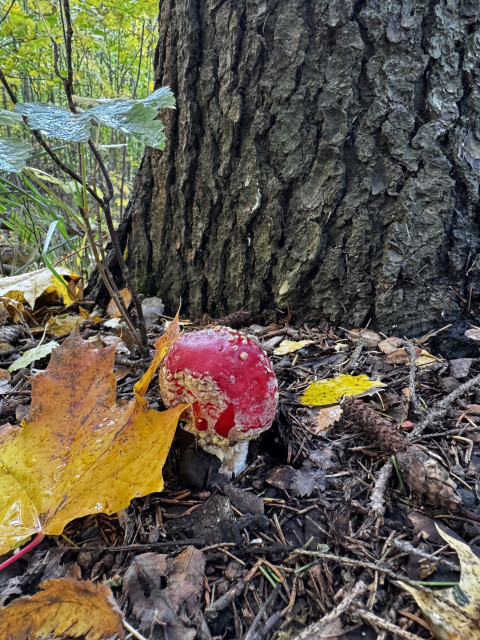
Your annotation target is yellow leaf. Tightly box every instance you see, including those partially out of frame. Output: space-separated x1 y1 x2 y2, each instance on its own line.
0 267 81 308
0 296 24 323
398 526 480 639
46 314 82 337
79 306 102 323
273 339 314 355
300 374 386 406
0 577 124 640
0 316 186 554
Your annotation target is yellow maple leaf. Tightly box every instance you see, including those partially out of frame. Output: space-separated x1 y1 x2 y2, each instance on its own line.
0 267 81 308
399 526 480 639
0 316 187 555
300 374 386 406
0 577 124 640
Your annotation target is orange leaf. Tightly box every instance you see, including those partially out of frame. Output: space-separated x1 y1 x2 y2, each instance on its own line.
0 577 124 640
0 316 187 554
106 288 133 318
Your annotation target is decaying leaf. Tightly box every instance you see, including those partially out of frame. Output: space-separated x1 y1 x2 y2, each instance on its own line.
304 405 343 434
0 317 187 554
8 341 59 373
0 577 124 640
386 347 422 364
415 351 438 368
106 288 133 318
273 339 314 355
46 314 82 337
300 374 386 406
465 328 480 341
378 336 403 354
0 267 81 308
0 369 12 396
0 297 25 324
291 463 327 497
347 328 382 347
399 527 480 639
123 546 205 640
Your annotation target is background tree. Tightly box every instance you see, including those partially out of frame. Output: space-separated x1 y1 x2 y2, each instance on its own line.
126 0 480 335
0 0 157 278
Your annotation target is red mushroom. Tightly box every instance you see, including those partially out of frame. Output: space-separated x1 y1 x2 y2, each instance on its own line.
158 325 278 475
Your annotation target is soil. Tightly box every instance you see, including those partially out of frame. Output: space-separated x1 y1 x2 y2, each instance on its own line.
1 308 480 640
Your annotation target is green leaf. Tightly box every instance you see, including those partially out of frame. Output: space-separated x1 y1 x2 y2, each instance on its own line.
14 103 92 142
89 86 175 149
13 87 175 149
0 137 33 173
8 341 59 372
0 110 24 126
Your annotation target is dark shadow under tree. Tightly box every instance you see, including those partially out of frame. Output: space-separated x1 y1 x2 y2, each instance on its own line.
125 0 480 334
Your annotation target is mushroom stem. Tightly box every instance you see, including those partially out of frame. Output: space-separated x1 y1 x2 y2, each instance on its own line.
200 440 250 477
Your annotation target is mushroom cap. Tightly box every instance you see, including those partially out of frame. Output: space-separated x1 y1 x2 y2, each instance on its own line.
159 326 278 442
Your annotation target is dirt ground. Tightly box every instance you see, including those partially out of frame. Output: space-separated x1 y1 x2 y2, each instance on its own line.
1 309 479 640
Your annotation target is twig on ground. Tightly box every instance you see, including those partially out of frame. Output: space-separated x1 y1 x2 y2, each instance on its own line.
124 620 148 640
342 337 366 372
393 539 460 572
243 583 282 640
356 609 425 640
60 538 205 552
404 340 422 415
376 596 407 640
251 611 282 640
292 580 367 640
206 579 248 615
290 549 473 622
409 372 480 438
369 458 393 517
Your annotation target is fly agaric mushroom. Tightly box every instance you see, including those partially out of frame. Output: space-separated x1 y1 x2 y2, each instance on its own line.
159 325 278 476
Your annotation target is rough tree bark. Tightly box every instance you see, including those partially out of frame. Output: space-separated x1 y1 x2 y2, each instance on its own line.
126 0 480 334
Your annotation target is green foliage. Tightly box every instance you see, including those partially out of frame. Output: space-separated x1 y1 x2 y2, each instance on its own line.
14 87 174 148
0 0 158 100
0 137 32 171
0 0 174 280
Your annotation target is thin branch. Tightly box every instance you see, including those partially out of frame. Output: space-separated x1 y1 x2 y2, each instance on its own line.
0 68 106 209
408 372 480 438
0 0 16 27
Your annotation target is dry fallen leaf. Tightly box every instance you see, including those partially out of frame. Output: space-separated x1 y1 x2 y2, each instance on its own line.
347 328 382 347
304 405 343 434
465 328 480 341
46 313 82 337
0 267 81 308
300 374 386 406
378 336 403 354
386 347 422 364
399 527 480 639
106 288 133 318
0 317 187 554
0 577 124 640
123 546 205 640
0 297 25 324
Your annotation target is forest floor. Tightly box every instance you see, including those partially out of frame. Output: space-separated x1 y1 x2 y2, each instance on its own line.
0 304 479 640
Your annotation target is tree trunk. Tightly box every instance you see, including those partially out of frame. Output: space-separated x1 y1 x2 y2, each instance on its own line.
127 0 480 335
